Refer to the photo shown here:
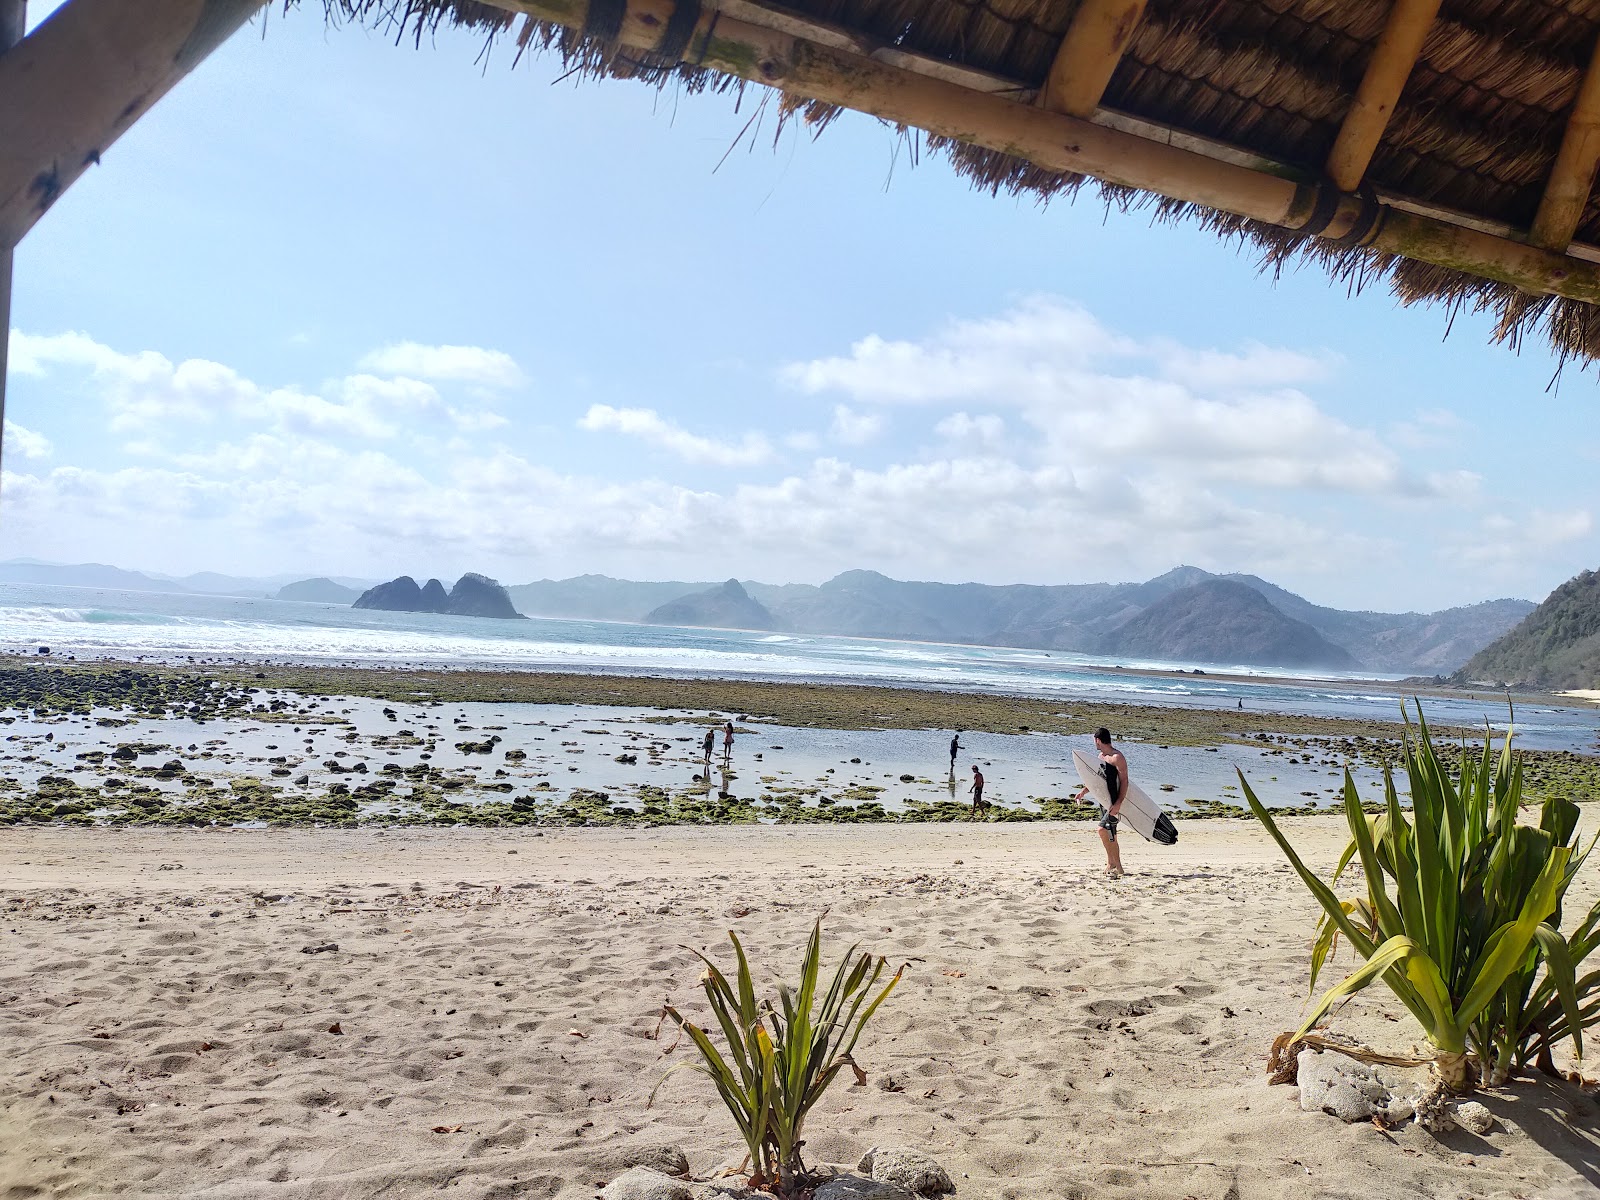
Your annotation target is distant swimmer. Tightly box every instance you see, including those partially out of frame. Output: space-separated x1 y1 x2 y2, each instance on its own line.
968 763 987 818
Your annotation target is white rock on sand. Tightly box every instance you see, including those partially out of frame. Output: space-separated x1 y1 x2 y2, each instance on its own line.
2 822 1597 1200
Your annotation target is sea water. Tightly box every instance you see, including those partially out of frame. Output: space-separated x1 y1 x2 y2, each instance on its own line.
0 582 1596 753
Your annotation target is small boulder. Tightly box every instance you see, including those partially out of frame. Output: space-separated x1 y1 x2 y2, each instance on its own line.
1296 1049 1391 1123
858 1147 955 1197
619 1145 691 1177
1453 1100 1496 1135
813 1178 915 1200
599 1167 693 1200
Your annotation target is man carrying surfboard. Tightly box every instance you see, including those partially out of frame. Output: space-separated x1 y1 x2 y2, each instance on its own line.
1082 728 1127 879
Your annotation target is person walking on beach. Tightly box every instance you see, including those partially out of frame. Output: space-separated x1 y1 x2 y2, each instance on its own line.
968 763 987 818
949 732 961 773
722 720 735 757
702 727 715 766
1087 727 1128 879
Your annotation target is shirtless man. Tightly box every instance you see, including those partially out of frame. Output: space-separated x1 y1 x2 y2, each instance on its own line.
968 764 987 818
1083 727 1128 879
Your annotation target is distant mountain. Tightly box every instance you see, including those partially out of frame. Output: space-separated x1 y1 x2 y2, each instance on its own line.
275 578 361 604
0 561 379 598
1097 579 1358 669
645 579 777 631
507 575 716 622
0 561 184 592
354 573 526 620
511 566 1528 673
1454 568 1600 690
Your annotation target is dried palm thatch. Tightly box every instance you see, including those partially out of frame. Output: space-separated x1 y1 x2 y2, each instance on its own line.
316 0 1600 365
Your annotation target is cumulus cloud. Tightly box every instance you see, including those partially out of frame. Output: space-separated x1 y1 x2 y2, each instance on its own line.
12 331 508 441
4 421 52 460
783 298 1452 499
358 342 525 388
829 405 885 445
578 404 772 467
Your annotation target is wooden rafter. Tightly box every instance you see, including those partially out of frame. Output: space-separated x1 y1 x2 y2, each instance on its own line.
1038 0 1148 118
470 0 1600 306
1325 0 1441 193
1531 34 1600 251
0 0 267 251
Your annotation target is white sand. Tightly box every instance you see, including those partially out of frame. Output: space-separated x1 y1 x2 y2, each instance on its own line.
3 821 1598 1199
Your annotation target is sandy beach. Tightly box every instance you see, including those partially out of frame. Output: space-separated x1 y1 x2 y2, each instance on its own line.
4 820 1598 1199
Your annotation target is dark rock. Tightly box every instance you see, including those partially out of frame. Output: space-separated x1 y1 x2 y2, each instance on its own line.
419 578 451 613
353 576 426 612
351 573 526 620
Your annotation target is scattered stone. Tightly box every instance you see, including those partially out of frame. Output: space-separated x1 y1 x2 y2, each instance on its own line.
813 1178 915 1200
619 1145 690 1178
598 1166 693 1200
857 1148 954 1197
300 943 339 955
1454 1100 1496 1135
1296 1049 1393 1123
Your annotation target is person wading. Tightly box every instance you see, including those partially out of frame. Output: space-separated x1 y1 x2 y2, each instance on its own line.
968 763 988 819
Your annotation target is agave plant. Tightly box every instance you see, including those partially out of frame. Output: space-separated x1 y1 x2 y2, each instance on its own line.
656 922 902 1194
1245 706 1595 1092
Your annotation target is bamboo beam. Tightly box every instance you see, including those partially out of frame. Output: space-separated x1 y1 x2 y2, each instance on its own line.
476 0 1600 305
1 0 25 477
0 0 267 250
1038 0 1148 118
1531 35 1600 251
1325 0 1441 193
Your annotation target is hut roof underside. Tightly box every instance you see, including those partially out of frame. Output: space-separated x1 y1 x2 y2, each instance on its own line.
322 0 1600 365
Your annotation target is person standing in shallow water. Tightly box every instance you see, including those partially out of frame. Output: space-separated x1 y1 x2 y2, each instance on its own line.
949 732 961 774
1083 727 1128 880
968 763 987 818
702 727 715 766
722 720 735 758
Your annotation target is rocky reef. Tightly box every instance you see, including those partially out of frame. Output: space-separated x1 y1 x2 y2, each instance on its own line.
353 573 526 620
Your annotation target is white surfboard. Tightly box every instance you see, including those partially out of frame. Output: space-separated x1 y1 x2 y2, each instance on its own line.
1072 749 1178 845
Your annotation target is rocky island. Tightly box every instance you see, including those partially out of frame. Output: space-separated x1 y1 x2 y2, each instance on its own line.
644 578 777 631
352 572 526 620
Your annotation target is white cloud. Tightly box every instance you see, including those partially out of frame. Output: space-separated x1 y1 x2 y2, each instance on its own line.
1460 507 1594 574
4 421 52 460
829 405 884 445
13 331 508 442
934 412 1006 450
578 404 772 467
780 297 1131 404
785 300 1447 498
358 342 525 388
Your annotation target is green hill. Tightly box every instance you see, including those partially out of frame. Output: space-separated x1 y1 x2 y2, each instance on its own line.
1454 568 1600 690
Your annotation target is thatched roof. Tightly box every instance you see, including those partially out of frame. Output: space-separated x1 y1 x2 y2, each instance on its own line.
323 0 1600 364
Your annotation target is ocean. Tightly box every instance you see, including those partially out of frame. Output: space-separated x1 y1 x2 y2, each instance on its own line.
1 582 1596 753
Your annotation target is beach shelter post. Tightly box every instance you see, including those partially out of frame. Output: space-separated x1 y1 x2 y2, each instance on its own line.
0 0 23 474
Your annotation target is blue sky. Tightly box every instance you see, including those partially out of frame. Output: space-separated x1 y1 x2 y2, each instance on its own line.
5 3 1598 611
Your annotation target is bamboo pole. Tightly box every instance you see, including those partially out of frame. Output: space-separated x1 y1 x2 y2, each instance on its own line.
1325 0 1441 192
0 0 267 250
477 0 1600 304
0 0 25 479
1038 0 1149 118
1530 34 1600 251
